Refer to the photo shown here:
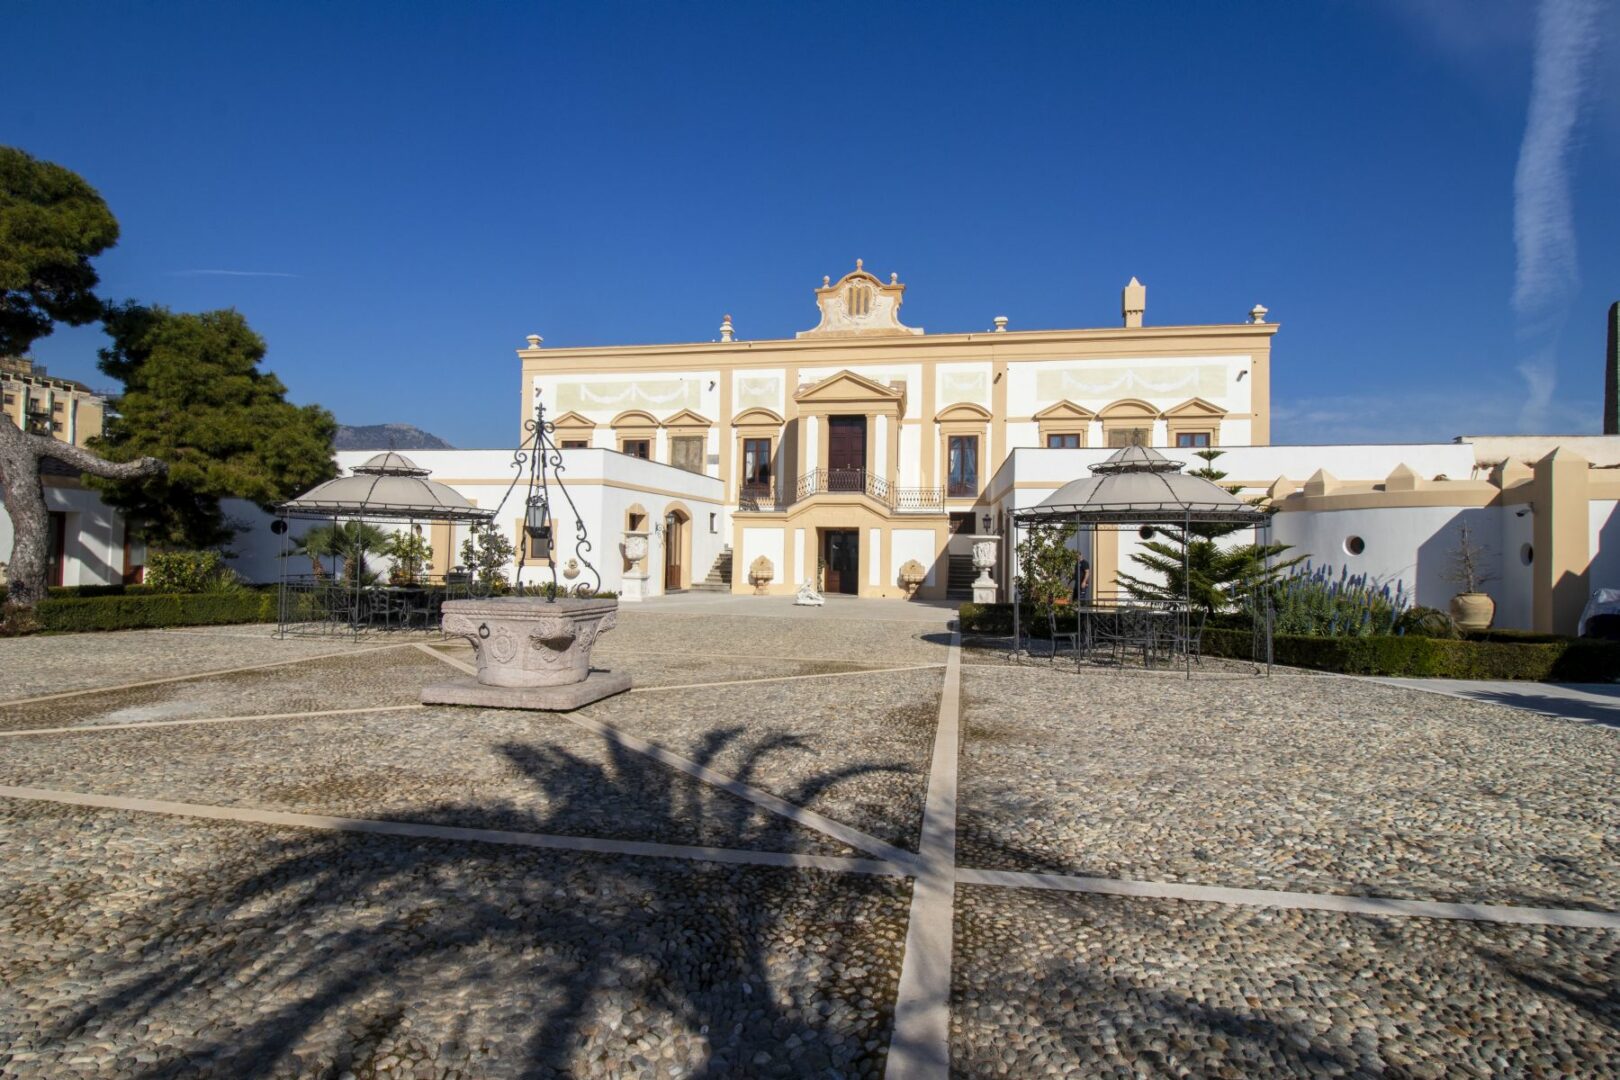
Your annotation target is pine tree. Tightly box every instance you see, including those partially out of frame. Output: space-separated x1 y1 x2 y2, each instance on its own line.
1114 448 1300 612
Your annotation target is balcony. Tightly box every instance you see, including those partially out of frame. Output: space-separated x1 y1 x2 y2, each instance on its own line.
738 468 944 513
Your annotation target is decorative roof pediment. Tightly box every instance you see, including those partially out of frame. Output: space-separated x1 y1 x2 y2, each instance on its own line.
935 402 993 423
1033 399 1096 422
796 259 923 339
1098 398 1160 420
1163 397 1227 418
794 369 906 410
610 409 660 429
662 408 713 429
550 410 597 430
732 407 785 427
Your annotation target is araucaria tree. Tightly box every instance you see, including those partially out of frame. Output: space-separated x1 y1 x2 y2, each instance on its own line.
0 147 165 612
90 304 338 549
1114 448 1300 613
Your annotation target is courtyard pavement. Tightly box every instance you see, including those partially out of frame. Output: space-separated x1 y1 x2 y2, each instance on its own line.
0 597 1615 1078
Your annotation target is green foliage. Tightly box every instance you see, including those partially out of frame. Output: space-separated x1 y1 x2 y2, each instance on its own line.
386 529 433 584
1395 605 1460 639
88 304 338 548
12 591 275 634
145 549 224 593
1014 523 1077 608
0 146 120 355
1116 449 1301 613
291 521 388 586
1201 627 1620 681
460 526 515 592
1266 564 1409 637
959 602 1073 638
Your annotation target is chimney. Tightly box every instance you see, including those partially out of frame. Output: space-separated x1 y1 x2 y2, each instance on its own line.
1606 301 1618 435
1122 277 1145 328
719 314 734 343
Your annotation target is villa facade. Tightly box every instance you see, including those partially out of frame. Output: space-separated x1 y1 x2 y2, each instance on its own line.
520 262 1276 600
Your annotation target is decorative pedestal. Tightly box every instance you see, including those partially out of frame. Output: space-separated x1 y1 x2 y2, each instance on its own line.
421 596 630 711
619 533 649 602
970 534 1000 605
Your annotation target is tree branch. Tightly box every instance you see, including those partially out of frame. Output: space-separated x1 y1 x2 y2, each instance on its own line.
31 433 166 481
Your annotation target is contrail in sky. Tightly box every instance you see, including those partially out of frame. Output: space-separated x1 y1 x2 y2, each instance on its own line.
1512 0 1603 429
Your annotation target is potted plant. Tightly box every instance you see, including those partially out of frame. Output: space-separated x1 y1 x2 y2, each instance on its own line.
1444 523 1496 631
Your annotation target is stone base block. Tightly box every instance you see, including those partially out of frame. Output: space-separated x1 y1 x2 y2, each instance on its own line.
972 583 999 604
421 670 632 712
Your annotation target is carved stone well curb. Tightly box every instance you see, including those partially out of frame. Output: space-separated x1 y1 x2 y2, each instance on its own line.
420 596 631 711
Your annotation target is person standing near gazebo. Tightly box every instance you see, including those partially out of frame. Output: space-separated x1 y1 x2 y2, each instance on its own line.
1073 552 1091 605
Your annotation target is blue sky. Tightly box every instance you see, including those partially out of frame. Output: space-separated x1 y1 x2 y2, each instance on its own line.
7 1 1617 448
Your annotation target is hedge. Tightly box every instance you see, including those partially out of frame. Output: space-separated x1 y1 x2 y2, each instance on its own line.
24 592 277 633
960 602 1620 682
1202 627 1620 682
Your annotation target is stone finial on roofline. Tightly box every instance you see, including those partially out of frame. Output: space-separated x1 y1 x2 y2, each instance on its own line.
1302 469 1338 497
1249 304 1269 324
994 315 1009 333
526 334 543 349
719 314 734 343
1122 276 1146 328
1384 463 1422 492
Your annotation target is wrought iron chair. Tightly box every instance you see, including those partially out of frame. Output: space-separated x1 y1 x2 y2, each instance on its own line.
1048 608 1080 667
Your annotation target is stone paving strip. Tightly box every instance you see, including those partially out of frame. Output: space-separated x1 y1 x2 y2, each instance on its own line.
0 627 387 702
0 646 445 732
950 886 1620 1078
0 799 910 1079
957 664 1620 910
0 703 420 739
585 666 944 854
0 707 859 857
608 611 954 666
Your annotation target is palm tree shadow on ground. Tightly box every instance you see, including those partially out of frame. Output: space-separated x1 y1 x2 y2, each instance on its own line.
37 729 914 1079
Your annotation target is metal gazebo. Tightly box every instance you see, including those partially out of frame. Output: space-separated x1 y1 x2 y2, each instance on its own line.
274 452 496 638
1007 444 1275 675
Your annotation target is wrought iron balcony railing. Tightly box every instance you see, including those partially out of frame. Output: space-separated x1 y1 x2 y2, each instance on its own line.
737 469 945 513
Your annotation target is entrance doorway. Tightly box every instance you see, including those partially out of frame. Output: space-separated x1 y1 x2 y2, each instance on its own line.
827 416 866 491
822 529 859 595
663 511 685 591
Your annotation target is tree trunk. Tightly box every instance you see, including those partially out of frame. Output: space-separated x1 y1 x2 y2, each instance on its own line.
0 418 165 611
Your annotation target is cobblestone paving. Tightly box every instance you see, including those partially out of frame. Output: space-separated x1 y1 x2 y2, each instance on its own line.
952 886 1619 1078
0 707 855 857
592 667 944 852
0 800 908 1079
0 646 443 732
2 612 1617 1078
0 624 381 702
957 664 1620 909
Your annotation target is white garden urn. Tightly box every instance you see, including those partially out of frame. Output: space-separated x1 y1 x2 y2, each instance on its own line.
620 531 650 603
422 596 631 710
622 532 650 567
969 534 1000 604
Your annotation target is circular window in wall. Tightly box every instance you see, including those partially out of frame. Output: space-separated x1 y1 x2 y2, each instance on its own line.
1344 535 1366 556
1520 543 1534 565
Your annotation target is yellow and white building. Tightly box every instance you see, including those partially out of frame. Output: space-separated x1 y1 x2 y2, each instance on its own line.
521 262 1275 600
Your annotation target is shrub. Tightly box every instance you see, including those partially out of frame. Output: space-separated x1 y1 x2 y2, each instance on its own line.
1394 606 1459 639
29 592 276 633
1203 627 1620 681
1264 564 1408 637
146 550 228 593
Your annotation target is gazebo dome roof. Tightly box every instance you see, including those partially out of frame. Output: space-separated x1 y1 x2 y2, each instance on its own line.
279 455 493 523
1017 443 1267 526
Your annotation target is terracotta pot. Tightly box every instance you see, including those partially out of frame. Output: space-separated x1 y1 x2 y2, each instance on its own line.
1449 591 1495 631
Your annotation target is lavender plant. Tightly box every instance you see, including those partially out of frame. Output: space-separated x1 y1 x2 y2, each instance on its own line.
1261 562 1411 638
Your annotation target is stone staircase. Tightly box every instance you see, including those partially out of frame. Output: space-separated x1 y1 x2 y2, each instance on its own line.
691 546 733 592
946 553 976 599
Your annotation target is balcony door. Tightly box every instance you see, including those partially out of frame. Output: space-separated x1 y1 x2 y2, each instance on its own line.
827 416 866 492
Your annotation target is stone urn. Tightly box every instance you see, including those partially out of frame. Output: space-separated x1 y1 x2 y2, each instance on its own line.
898 559 927 598
969 534 1000 604
421 596 631 710
1449 591 1495 632
748 555 774 595
622 533 649 568
620 532 650 602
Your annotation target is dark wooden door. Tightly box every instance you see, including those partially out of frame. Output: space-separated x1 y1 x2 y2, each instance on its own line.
664 516 683 591
822 529 859 595
827 416 865 491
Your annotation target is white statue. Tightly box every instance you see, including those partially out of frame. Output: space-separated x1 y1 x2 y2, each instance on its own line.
794 579 825 606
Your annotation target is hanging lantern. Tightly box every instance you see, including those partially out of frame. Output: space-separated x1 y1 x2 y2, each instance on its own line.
525 496 552 551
